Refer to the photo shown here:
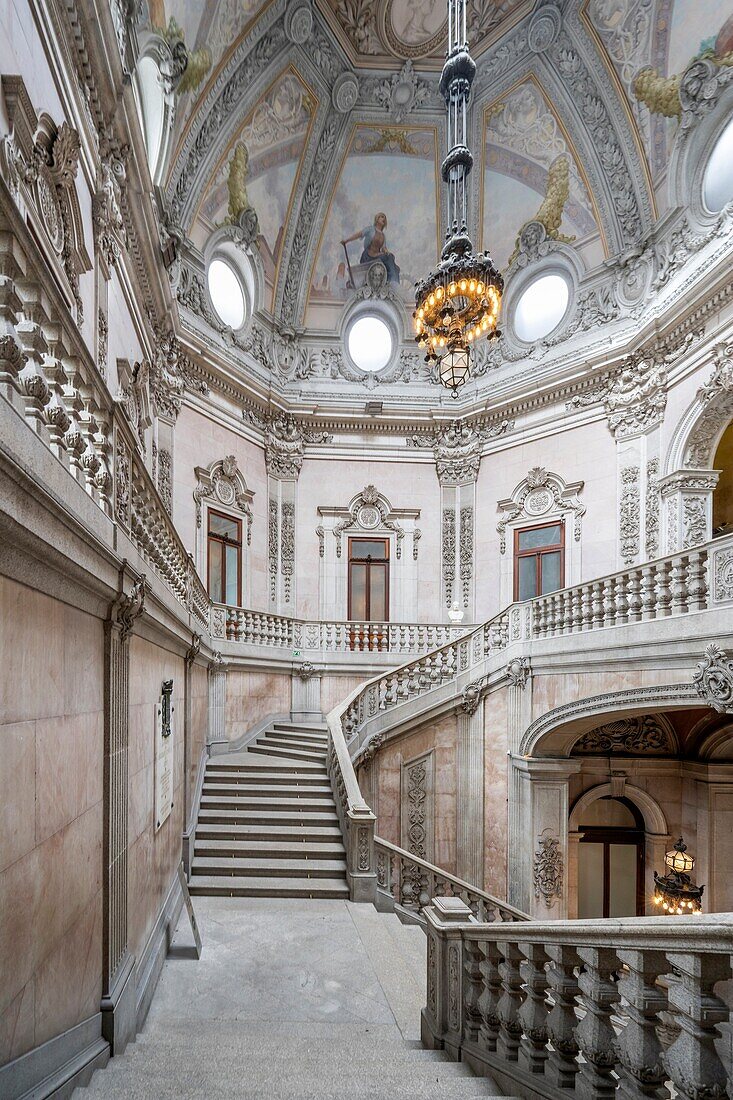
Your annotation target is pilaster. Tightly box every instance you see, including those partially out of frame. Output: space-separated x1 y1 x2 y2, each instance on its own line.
456 704 484 887
101 570 145 1054
659 469 720 554
207 653 227 754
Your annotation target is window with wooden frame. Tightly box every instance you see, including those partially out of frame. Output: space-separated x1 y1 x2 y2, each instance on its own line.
207 509 242 606
577 798 646 918
347 538 389 650
513 521 564 601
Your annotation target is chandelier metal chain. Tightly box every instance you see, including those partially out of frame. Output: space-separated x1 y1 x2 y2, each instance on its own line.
414 0 503 395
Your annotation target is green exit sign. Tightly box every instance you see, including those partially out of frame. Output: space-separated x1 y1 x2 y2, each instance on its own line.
292 649 301 657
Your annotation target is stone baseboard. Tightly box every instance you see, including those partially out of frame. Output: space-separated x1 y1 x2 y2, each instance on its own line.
0 1014 109 1100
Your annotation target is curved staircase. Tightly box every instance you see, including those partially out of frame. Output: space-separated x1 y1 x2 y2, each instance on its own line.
190 721 349 899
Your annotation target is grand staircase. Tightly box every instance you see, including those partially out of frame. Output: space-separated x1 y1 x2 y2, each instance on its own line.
189 720 349 900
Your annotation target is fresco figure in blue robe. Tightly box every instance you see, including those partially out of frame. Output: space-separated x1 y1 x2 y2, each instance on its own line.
342 213 400 284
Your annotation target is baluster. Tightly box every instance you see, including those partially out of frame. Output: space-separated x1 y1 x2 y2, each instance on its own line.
670 555 689 615
497 941 524 1063
580 584 593 631
640 564 657 621
685 549 708 613
591 580 604 628
603 577 616 626
478 938 503 1054
627 568 642 622
616 571 629 624
518 941 550 1077
464 939 484 1046
662 951 732 1100
655 560 673 618
575 946 622 1100
545 943 581 1089
615 948 670 1100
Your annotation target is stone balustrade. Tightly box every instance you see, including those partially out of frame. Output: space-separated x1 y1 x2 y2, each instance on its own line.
114 411 209 631
422 904 733 1100
374 838 528 925
325 704 377 903
210 603 463 654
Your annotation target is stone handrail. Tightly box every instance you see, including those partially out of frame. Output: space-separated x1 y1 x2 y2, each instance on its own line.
423 904 733 1100
210 604 465 654
325 683 377 903
374 837 528 924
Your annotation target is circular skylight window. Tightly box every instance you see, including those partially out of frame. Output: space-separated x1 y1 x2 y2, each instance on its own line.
513 273 570 343
207 258 245 329
703 117 733 213
347 314 393 373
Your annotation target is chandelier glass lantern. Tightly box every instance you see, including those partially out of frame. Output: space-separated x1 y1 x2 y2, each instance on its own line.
653 837 704 914
414 0 503 395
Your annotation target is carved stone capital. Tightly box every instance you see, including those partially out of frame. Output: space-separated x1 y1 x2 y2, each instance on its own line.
506 656 530 690
109 573 146 641
461 677 486 717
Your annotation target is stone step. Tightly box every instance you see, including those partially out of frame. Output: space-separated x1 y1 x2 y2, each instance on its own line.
256 734 329 754
203 770 329 787
271 721 328 733
191 857 347 877
193 838 346 858
188 875 350 898
202 782 335 800
262 728 329 745
200 794 336 812
194 823 343 842
247 743 327 763
208 757 326 774
197 807 339 826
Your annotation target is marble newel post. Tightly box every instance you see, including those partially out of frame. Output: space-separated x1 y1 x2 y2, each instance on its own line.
101 570 146 1053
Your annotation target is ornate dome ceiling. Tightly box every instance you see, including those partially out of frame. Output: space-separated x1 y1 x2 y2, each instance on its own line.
142 0 733 414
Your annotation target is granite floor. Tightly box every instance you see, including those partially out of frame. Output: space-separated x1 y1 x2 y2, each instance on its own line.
75 897 503 1099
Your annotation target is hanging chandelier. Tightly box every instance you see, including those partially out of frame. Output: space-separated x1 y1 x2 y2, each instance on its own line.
414 0 503 395
653 837 704 914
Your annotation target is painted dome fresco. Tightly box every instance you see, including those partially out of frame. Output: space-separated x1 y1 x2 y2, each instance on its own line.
136 0 733 412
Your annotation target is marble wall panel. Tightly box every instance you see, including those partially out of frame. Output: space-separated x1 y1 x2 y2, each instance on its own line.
224 669 291 741
320 674 368 717
375 714 458 874
0 577 104 1067
484 691 509 897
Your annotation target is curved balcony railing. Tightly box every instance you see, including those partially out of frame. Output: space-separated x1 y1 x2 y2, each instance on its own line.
210 604 467 654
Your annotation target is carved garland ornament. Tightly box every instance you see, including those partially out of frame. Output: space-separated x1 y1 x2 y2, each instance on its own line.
619 465 641 565
573 716 675 755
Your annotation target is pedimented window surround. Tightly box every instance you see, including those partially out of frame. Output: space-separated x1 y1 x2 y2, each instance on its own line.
194 456 254 605
497 468 585 608
316 485 421 621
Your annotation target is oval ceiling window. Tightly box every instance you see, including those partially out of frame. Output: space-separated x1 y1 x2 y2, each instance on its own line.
703 117 733 212
513 273 570 343
347 314 393 373
207 258 246 329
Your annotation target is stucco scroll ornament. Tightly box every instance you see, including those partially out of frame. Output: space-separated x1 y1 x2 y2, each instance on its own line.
534 832 563 907
693 644 733 714
193 456 254 541
678 56 733 131
461 677 486 717
713 547 733 602
368 60 435 122
497 467 585 552
185 633 201 667
296 661 319 681
109 573 146 641
685 343 733 468
150 326 208 420
506 656 530 690
93 126 128 269
243 412 332 479
407 418 514 486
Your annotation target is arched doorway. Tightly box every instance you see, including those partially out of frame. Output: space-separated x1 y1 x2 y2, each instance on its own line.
577 797 645 918
713 419 733 536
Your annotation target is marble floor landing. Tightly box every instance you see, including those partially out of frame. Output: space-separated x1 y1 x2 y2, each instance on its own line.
74 896 503 1099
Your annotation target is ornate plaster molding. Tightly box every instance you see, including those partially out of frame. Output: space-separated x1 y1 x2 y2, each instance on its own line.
193 455 254 538
693 644 733 714
109 573 146 641
506 656 530 690
243 409 333 479
533 831 563 908
406 418 514 486
572 715 676 755
497 467 585 553
684 341 733 468
461 677 486 717
321 484 415 559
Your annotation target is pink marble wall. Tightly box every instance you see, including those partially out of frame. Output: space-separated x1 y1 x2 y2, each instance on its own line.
127 637 186 964
188 663 209 814
320 673 369 717
225 669 291 741
375 715 459 873
0 576 103 1066
484 690 509 897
